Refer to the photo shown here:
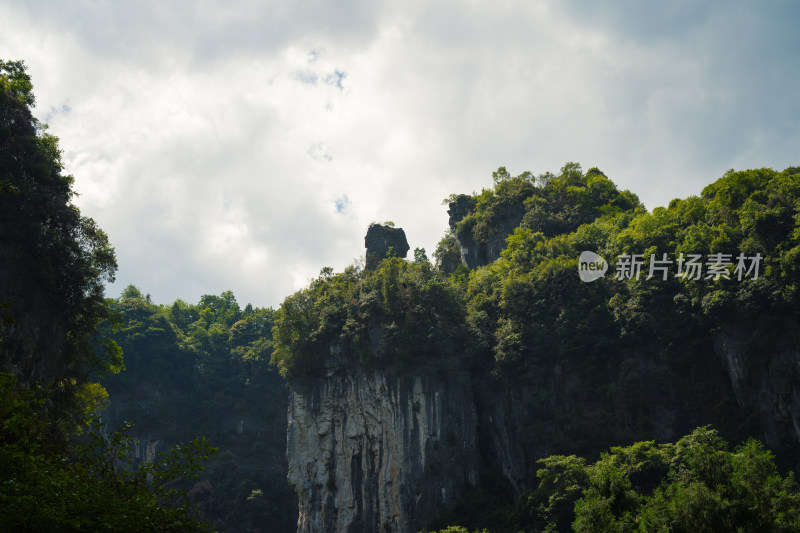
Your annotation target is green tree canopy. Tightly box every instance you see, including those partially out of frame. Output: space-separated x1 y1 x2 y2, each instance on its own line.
0 60 218 531
516 427 800 533
0 58 119 426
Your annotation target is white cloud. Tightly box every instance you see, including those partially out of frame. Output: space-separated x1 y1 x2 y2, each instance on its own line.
1 0 798 308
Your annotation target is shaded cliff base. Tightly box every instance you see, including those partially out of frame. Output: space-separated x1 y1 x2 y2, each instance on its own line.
282 322 800 533
423 314 800 532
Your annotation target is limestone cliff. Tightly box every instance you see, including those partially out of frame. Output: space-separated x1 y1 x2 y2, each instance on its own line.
284 330 775 533
284 170 800 531
713 322 800 466
447 194 525 270
286 347 478 533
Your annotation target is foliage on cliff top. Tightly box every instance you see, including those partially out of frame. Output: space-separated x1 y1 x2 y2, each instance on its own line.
275 164 800 387
465 164 800 382
271 256 466 379
434 164 800 476
452 163 643 245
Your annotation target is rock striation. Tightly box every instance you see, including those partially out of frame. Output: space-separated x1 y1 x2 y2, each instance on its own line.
447 195 481 270
713 322 800 461
284 325 800 533
286 347 478 533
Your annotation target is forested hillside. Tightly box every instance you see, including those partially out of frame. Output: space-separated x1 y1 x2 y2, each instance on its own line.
101 287 297 532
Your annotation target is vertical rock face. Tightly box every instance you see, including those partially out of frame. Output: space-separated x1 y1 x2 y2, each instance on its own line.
446 195 526 270
284 321 800 532
365 224 410 270
286 350 479 533
447 195 476 231
713 323 800 462
447 195 481 270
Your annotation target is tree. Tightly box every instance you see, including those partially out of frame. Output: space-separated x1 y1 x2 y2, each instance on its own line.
0 60 218 532
513 428 800 533
0 59 120 426
0 372 217 531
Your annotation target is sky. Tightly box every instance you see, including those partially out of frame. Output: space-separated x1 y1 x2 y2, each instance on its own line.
2 0 799 309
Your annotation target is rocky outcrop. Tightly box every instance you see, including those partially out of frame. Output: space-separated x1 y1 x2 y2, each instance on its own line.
713 322 800 460
447 195 525 270
365 224 410 270
286 348 479 533
447 195 482 270
482 205 527 263
447 195 476 231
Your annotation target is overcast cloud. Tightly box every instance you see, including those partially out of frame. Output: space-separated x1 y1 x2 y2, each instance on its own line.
2 0 799 308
